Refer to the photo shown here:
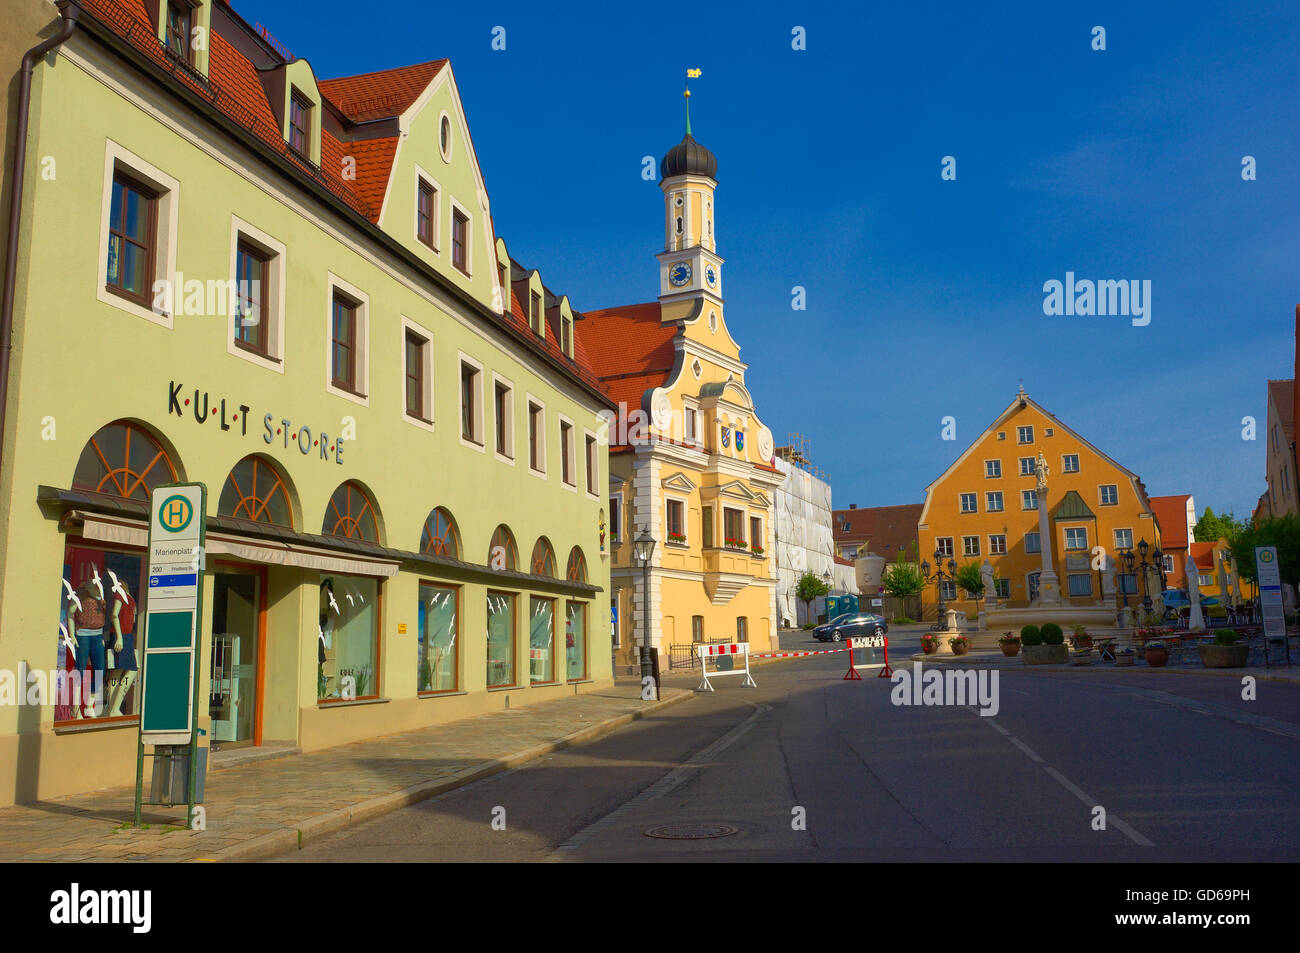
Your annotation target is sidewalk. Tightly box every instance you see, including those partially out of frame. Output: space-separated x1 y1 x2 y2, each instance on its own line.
0 683 691 863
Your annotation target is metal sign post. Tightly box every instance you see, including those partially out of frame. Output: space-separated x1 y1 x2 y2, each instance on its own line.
133 483 207 828
1256 546 1290 668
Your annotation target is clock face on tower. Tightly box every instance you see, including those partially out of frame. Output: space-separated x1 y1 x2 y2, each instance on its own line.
705 265 717 288
669 262 692 287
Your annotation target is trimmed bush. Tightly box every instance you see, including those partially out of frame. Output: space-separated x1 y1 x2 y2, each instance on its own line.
1040 622 1064 645
1020 624 1043 646
1214 628 1239 645
802 622 815 630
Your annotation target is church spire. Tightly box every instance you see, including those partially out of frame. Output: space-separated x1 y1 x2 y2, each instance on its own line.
684 68 700 136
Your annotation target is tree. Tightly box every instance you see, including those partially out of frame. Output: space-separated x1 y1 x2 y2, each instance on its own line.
954 561 986 599
1194 506 1247 544
1228 514 1300 587
882 557 925 598
795 571 831 623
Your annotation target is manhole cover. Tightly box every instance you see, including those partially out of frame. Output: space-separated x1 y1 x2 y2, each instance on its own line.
643 823 739 840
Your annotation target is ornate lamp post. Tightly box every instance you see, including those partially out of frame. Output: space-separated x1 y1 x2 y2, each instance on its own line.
1118 548 1135 613
632 526 657 699
1137 538 1153 612
921 550 958 631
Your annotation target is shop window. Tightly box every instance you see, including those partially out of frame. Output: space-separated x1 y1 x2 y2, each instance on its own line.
529 596 556 683
566 601 587 680
420 507 460 558
73 420 179 500
218 455 293 527
323 481 379 542
531 537 556 577
56 542 146 724
417 583 457 693
318 574 379 701
486 590 515 687
566 547 587 583
489 524 518 570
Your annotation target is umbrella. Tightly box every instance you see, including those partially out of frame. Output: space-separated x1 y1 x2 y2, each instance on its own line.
1199 596 1219 606
1162 590 1189 608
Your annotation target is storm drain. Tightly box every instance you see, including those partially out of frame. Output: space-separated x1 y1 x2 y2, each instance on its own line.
643 823 739 840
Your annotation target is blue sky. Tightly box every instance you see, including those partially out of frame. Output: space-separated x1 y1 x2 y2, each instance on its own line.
258 0 1298 520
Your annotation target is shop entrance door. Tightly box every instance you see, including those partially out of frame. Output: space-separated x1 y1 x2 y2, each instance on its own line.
210 569 263 748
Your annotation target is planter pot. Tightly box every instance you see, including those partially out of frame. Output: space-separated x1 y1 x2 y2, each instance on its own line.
951 642 970 656
1115 652 1136 667
1198 644 1248 668
921 642 940 655
999 642 1021 657
1072 640 1093 652
1144 646 1170 667
1022 644 1069 665
1070 648 1094 666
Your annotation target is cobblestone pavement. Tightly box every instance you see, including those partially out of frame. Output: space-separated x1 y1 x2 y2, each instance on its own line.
0 684 690 862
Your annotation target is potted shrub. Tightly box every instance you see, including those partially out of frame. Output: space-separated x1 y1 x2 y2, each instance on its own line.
1144 640 1170 667
949 634 970 656
1199 629 1248 668
1070 625 1093 651
998 631 1021 657
920 632 941 655
1024 622 1068 665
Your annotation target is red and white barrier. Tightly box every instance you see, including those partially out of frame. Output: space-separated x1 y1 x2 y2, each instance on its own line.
750 648 847 659
696 642 757 691
843 634 892 680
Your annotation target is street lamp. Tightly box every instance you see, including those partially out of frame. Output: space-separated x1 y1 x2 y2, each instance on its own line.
1136 538 1153 612
921 550 958 631
632 526 657 699
1118 547 1135 614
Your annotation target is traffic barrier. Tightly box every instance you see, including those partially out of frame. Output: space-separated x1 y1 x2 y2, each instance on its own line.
843 634 892 679
696 642 756 691
750 648 848 659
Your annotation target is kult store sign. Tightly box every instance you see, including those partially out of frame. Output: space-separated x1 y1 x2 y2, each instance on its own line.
168 381 348 464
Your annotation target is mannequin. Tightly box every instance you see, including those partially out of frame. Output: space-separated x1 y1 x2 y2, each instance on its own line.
69 581 106 718
105 579 138 716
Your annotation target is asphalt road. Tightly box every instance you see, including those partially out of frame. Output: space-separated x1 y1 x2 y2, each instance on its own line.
275 647 1300 862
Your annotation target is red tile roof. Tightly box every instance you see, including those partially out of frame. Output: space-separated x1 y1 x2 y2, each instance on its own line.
318 61 446 122
1149 494 1192 549
832 503 923 559
1189 541 1218 571
578 302 677 412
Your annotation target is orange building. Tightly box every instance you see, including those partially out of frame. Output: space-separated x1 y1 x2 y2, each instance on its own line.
1149 494 1195 590
918 388 1160 618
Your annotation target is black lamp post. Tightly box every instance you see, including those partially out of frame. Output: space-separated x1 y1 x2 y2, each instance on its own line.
1137 538 1153 611
921 550 958 631
1118 547 1135 613
632 526 657 699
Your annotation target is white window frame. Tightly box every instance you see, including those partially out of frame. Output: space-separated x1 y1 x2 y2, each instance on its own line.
959 492 977 514
583 428 599 499
989 534 1007 555
1162 554 1175 574
1062 453 1080 474
448 196 474 277
1019 456 1036 476
1198 573 1214 588
986 491 1004 512
325 272 370 407
526 394 547 478
457 351 485 452
1098 484 1119 506
984 459 1002 478
1114 527 1133 550
1064 527 1088 551
665 495 688 545
97 140 181 328
227 215 286 373
438 109 454 163
491 372 515 464
399 316 434 433
962 535 980 557
1017 425 1034 444
935 537 955 558
558 414 577 490
683 400 700 445
749 513 765 554
722 505 747 548
413 164 441 254
939 580 957 601
1022 489 1038 510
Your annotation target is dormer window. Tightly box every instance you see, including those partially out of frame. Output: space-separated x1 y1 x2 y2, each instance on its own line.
561 314 571 355
288 89 312 158
530 292 542 335
165 2 193 64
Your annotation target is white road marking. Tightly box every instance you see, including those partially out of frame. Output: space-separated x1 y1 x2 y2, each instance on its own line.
1043 766 1154 847
1009 737 1044 762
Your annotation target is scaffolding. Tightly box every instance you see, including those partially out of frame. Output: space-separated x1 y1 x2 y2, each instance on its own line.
774 434 838 627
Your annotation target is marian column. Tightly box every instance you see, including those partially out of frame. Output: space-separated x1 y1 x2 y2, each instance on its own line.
1034 451 1062 606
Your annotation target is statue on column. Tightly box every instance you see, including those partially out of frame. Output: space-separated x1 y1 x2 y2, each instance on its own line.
1035 451 1050 493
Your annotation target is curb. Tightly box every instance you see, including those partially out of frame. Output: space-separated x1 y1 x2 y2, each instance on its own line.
198 688 695 863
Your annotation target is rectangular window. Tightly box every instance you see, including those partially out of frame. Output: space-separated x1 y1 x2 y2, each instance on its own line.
486 591 515 688
1114 528 1133 550
417 583 458 693
565 601 587 681
701 505 713 547
234 240 267 354
494 381 512 457
1064 527 1088 550
1025 532 1041 554
529 596 556 684
1017 425 1034 444
560 421 575 485
289 89 312 157
1118 573 1138 594
460 362 480 442
166 2 192 63
319 574 380 702
1062 454 1080 473
1099 484 1118 506
404 331 429 422
528 402 544 471
959 492 977 513
331 292 358 392
666 499 685 542
105 172 157 305
1022 489 1038 510
530 292 542 334
939 580 957 601
451 208 469 273
686 407 698 441
610 494 623 543
935 537 954 558
1198 573 1214 588
750 516 763 553
1068 574 1092 597
989 534 1007 555
986 491 1004 512
1162 554 1175 573
692 615 704 642
585 435 597 494
561 315 571 355
962 535 980 557
985 459 1002 478
737 617 749 642
995 578 1010 599
1019 457 1036 477
416 179 436 248
723 507 745 547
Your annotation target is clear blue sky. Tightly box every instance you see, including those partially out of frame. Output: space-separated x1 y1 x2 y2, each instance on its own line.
253 0 1298 520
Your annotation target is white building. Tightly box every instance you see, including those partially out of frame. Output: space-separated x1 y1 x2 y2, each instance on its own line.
774 454 851 626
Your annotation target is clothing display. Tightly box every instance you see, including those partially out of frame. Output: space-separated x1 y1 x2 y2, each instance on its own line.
110 595 137 671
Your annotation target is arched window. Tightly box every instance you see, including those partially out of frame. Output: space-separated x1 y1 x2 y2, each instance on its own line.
566 546 587 583
531 537 555 577
323 481 379 542
72 420 178 501
218 455 293 527
488 524 517 570
421 507 460 558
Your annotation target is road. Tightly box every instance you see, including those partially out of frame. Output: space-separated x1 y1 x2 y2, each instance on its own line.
276 641 1300 862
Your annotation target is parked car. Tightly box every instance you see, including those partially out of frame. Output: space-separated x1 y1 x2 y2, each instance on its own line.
814 612 888 642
